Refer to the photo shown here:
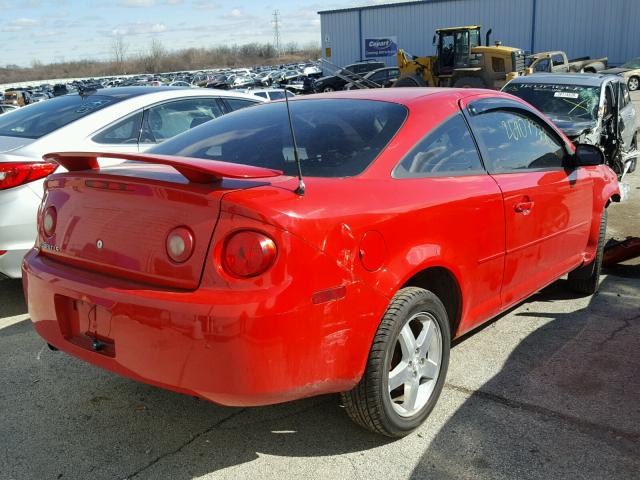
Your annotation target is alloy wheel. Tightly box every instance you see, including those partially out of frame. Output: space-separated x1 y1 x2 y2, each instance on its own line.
388 311 443 417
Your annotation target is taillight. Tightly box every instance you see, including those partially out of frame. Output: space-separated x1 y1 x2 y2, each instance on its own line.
42 206 57 237
166 227 194 263
0 162 58 190
222 230 277 278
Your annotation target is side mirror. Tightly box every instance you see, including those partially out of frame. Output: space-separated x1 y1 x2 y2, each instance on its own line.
574 144 604 167
432 35 436 45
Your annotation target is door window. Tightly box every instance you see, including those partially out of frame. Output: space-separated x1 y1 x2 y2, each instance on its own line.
370 71 386 82
621 82 631 107
604 85 614 117
440 34 455 71
93 111 143 144
140 98 224 144
394 114 484 177
469 109 566 173
533 58 550 72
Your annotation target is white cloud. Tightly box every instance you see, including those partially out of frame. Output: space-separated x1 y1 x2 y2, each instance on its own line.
118 0 155 6
111 22 167 36
192 0 217 10
118 0 184 6
1 16 39 31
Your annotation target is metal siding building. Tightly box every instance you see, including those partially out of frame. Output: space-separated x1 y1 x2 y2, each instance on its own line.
319 0 639 71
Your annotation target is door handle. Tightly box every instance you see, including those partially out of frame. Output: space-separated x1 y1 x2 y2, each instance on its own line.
514 201 534 214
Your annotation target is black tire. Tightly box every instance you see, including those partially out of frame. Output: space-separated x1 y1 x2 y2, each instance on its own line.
341 287 451 437
452 76 486 88
322 86 335 93
628 76 640 92
394 75 427 88
567 209 607 295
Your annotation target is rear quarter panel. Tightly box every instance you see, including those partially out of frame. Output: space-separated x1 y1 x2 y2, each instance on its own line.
221 93 507 340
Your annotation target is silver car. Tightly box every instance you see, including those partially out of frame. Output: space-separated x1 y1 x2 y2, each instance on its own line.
0 86 264 278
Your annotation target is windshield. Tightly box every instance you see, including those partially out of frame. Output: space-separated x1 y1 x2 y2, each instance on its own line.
621 58 640 69
151 99 407 178
503 83 600 121
0 94 119 139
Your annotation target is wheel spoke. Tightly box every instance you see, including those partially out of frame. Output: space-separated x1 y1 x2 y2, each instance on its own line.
415 319 434 350
403 377 420 412
398 323 417 358
388 362 410 391
420 358 439 380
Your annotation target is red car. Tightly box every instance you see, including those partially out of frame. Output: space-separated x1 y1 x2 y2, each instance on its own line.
23 89 620 437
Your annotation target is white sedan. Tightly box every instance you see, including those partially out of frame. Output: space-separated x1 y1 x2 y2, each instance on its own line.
0 86 264 278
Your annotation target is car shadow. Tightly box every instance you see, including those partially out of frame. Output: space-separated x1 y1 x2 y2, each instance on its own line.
410 272 640 479
2 270 638 479
0 279 27 317
0 317 391 480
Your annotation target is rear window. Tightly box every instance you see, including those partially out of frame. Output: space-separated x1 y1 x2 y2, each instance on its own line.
151 99 407 178
0 94 119 139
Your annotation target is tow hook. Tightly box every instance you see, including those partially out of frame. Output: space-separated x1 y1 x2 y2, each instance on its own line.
91 339 105 352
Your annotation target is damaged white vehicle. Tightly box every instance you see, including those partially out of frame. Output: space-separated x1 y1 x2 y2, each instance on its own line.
503 73 638 179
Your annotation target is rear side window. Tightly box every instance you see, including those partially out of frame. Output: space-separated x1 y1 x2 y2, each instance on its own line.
394 114 484 177
140 97 224 144
469 110 566 173
151 99 407 178
268 91 289 100
0 94 118 139
225 98 259 111
93 111 143 144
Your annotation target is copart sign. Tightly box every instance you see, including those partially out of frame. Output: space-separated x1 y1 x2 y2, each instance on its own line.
364 37 398 58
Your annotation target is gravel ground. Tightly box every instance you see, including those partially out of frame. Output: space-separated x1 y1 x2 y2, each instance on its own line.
0 94 638 480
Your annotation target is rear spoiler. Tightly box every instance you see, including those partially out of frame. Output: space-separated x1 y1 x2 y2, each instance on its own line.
43 151 283 183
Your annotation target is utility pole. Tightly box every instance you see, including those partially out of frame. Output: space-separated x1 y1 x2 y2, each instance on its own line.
273 10 281 57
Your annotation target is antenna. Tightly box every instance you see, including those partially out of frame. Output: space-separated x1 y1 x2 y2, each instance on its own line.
272 10 281 57
283 91 305 196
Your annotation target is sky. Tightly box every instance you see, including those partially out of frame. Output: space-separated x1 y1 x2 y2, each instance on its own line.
0 0 405 67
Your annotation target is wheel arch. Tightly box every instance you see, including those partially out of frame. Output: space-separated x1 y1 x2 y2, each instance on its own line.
400 266 463 337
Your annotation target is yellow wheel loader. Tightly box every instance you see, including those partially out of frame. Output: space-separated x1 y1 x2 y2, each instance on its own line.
395 26 526 90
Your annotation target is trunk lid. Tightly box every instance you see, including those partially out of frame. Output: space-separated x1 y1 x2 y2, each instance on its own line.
0 136 35 154
39 155 282 289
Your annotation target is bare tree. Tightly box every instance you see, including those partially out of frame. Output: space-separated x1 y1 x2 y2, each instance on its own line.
146 38 167 73
111 35 129 73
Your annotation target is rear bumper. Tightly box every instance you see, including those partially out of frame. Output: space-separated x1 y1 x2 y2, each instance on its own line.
23 250 386 406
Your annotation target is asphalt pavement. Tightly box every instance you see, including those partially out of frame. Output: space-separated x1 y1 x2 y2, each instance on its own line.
0 95 639 480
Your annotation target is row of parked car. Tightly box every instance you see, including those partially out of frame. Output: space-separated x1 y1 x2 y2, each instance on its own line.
0 61 322 112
